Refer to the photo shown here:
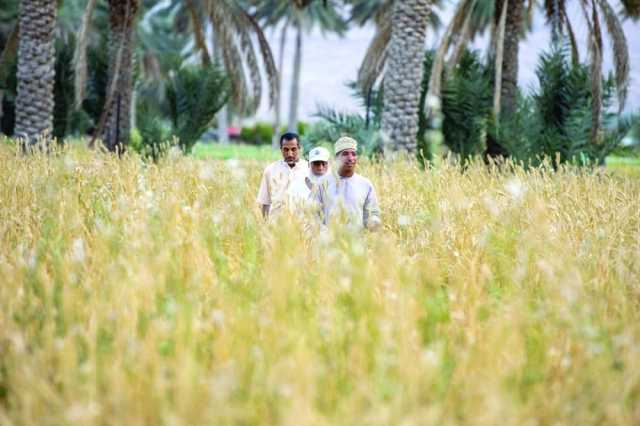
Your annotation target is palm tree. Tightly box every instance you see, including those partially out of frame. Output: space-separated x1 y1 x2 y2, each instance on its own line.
428 0 631 139
98 0 140 152
13 0 57 146
205 1 279 116
379 0 435 153
347 0 442 99
74 0 140 152
495 0 524 118
546 0 630 144
254 0 347 134
166 0 279 143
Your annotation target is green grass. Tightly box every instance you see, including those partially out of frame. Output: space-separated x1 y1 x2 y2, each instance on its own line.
606 155 640 177
192 142 279 161
191 142 640 166
606 155 640 166
190 143 640 179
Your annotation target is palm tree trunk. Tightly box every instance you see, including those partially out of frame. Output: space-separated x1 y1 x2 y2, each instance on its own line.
500 0 523 118
186 0 211 67
273 22 288 149
287 25 302 133
101 0 138 153
493 0 508 117
14 0 57 146
210 29 229 145
381 0 433 154
217 106 229 144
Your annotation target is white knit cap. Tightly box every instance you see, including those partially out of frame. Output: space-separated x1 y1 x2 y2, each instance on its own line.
309 146 330 163
334 136 358 155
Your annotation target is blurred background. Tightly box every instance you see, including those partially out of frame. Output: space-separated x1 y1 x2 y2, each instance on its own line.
1 0 639 166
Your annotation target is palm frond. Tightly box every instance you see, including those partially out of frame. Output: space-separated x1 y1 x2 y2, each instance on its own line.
447 5 475 69
209 3 248 112
525 0 535 30
356 18 390 95
206 0 278 114
620 0 640 20
0 24 18 87
544 0 566 38
239 10 279 109
493 0 508 118
595 0 629 111
578 0 603 145
562 8 580 65
186 0 212 66
590 0 603 145
426 0 476 108
73 0 98 110
235 24 262 113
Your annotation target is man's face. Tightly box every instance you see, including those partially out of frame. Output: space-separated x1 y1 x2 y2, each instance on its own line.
337 149 357 174
281 139 300 166
310 160 328 176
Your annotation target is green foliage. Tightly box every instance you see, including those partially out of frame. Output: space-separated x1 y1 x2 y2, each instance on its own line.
495 42 632 167
53 37 80 140
631 116 640 141
304 106 382 156
135 64 231 158
297 120 308 136
0 58 16 136
166 65 230 153
255 0 348 34
415 44 632 168
240 122 274 145
0 4 16 21
135 97 173 161
191 143 280 161
441 52 492 161
82 37 110 131
304 81 384 157
418 49 493 164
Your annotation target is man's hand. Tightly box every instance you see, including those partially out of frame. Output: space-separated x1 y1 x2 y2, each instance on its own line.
366 216 381 231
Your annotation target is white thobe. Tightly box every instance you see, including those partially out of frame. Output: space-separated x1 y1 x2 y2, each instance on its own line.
256 159 309 219
314 172 381 230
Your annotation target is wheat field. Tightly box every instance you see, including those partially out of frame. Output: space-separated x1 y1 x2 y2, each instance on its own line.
0 142 639 425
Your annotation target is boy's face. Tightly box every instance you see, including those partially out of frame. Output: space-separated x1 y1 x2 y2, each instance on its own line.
337 149 357 175
310 161 328 176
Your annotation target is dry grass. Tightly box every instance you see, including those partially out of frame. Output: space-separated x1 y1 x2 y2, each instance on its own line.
0 142 639 425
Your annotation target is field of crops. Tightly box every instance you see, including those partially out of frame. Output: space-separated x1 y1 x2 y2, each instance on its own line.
1 143 639 424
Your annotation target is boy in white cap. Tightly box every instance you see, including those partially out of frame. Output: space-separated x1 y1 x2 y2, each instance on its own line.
287 146 331 211
314 136 381 231
256 132 308 220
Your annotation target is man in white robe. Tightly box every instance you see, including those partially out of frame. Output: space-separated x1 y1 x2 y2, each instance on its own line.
256 132 308 220
314 137 381 231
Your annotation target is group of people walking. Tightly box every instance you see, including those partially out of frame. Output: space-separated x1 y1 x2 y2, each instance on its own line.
256 132 381 231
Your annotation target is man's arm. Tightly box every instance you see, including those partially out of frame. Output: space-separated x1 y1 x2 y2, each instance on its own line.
363 183 381 231
256 168 271 220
